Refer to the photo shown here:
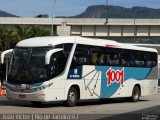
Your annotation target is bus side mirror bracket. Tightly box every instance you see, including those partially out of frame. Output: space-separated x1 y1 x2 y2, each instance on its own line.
45 48 63 65
1 49 13 64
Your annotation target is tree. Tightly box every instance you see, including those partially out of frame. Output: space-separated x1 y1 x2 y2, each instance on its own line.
0 26 10 51
0 25 51 51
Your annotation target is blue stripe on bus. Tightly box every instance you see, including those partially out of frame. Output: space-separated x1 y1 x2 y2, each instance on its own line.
95 66 151 98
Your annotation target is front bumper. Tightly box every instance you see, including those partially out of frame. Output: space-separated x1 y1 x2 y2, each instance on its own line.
6 88 48 102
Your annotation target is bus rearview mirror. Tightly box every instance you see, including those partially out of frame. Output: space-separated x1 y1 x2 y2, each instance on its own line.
1 49 13 64
45 48 63 65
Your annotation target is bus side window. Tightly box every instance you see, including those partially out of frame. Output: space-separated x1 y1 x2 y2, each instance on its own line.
133 52 144 67
120 50 130 67
71 45 87 68
112 54 119 65
107 50 119 66
98 54 105 65
49 51 66 78
145 52 157 67
104 55 111 65
91 53 98 65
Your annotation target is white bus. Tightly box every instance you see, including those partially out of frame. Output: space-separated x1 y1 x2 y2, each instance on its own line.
1 36 158 107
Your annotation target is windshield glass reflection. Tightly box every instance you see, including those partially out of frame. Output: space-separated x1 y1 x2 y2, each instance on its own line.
8 47 51 84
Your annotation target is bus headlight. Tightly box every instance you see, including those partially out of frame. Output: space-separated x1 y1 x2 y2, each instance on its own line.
34 82 53 91
6 82 53 93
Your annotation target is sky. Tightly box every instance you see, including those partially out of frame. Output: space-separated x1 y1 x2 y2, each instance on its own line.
0 0 160 17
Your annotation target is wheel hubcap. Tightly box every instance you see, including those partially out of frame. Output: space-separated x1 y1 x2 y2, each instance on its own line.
133 90 139 100
69 91 75 103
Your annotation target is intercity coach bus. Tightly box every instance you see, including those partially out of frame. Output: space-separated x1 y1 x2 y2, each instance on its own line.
0 36 158 107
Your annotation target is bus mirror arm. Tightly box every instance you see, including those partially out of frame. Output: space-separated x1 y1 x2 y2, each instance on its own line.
45 48 63 65
1 49 13 64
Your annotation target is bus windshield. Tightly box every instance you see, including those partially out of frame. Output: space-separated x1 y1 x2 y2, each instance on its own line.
7 44 73 85
8 47 52 84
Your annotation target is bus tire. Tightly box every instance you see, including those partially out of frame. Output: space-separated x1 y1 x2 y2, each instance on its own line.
65 87 77 107
131 86 140 102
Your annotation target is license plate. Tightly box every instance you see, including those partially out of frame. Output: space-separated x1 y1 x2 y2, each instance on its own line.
19 94 26 98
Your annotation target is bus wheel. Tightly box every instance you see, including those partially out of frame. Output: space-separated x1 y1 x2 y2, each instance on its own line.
65 87 77 107
131 86 140 102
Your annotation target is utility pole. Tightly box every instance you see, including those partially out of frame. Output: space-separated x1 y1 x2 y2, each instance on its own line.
105 0 109 24
51 0 56 36
133 7 136 43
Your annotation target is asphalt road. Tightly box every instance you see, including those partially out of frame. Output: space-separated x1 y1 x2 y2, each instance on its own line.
0 92 160 120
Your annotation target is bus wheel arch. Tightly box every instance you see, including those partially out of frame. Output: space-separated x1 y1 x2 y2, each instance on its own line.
64 85 80 107
131 84 141 102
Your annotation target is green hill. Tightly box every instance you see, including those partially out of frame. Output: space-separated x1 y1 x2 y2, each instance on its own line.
0 10 18 17
71 5 160 18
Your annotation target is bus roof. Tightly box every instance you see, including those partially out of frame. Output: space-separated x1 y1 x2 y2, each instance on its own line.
16 36 157 53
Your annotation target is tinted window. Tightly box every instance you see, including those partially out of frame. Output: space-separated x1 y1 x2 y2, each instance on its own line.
71 45 120 68
71 44 157 68
144 52 157 67
49 43 73 78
